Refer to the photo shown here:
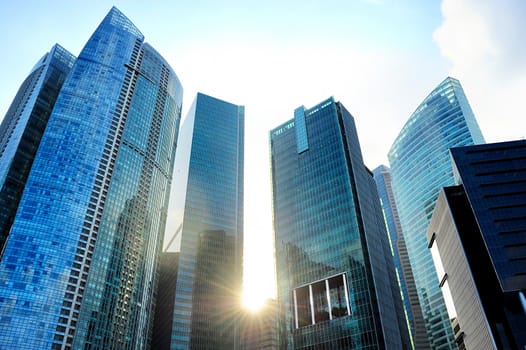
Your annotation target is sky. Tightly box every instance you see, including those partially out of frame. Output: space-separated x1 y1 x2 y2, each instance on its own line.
1 0 525 307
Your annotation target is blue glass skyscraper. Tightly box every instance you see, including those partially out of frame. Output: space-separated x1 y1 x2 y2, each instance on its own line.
0 44 75 252
388 77 484 349
271 98 411 349
0 7 182 350
373 165 429 350
168 93 244 349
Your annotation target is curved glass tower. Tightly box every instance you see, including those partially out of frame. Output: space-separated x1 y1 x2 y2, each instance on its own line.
0 8 182 350
388 77 484 349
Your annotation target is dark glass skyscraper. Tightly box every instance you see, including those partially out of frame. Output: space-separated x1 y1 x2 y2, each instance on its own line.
0 8 182 350
373 165 429 350
152 252 180 350
427 139 526 349
271 97 411 349
169 93 244 349
388 77 484 349
0 44 75 252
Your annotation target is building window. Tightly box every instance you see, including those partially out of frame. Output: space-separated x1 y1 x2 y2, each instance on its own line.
294 285 311 328
312 281 329 323
292 273 350 329
329 274 349 317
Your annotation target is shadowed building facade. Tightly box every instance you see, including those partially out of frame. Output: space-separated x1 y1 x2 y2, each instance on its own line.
388 77 484 349
152 252 180 350
0 7 182 349
427 140 526 349
271 97 411 349
168 93 244 349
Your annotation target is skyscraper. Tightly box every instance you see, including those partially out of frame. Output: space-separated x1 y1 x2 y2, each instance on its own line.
271 97 411 349
168 93 244 349
0 7 182 350
0 44 75 252
388 77 484 349
373 165 429 350
240 299 279 349
152 252 180 350
427 140 526 349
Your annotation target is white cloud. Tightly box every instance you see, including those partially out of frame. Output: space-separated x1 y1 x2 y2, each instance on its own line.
434 0 526 142
433 0 497 69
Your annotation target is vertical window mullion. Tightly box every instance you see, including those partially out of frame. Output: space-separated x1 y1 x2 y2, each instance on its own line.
309 284 315 325
293 289 299 329
325 279 332 320
342 274 351 316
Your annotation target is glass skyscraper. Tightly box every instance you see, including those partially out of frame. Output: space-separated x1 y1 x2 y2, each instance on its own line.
271 97 411 349
169 93 244 349
388 77 484 349
152 252 180 350
0 44 75 252
0 7 182 350
373 165 429 350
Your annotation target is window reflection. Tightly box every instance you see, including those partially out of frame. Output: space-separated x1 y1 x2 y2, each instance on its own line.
293 273 350 329
329 274 348 317
312 281 329 323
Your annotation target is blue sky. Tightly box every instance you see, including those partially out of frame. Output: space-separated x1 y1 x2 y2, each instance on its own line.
1 0 525 304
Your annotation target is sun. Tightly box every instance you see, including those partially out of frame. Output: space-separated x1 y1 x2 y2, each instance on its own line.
242 290 266 312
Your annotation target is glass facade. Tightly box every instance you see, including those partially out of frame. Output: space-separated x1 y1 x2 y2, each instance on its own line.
0 44 75 252
0 7 182 350
373 165 429 350
388 77 484 349
152 252 180 350
169 93 244 349
271 98 411 349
